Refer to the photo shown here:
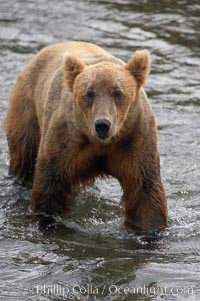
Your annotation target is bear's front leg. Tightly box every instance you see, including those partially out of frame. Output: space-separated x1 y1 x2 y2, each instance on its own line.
31 156 71 216
122 175 167 233
119 159 167 233
123 186 167 233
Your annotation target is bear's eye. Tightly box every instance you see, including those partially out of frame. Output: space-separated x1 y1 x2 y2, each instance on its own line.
84 90 95 105
112 90 124 103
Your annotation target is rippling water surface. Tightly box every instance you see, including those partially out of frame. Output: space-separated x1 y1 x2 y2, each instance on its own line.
0 0 200 300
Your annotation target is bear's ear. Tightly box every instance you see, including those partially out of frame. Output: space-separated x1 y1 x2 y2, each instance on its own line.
125 50 150 88
64 55 85 91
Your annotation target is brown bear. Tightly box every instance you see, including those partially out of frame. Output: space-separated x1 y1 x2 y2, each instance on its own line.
4 41 167 232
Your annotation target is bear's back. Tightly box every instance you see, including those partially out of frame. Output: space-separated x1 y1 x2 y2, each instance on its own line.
25 42 124 82
19 42 124 128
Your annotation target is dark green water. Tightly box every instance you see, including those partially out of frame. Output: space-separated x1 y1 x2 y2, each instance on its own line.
0 0 200 300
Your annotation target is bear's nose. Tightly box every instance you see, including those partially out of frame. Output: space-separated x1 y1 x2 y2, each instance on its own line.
94 119 111 138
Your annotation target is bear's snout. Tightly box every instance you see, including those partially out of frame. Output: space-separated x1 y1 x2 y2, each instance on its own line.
94 119 111 139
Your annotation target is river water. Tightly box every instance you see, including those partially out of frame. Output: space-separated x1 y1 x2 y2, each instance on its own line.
0 0 200 300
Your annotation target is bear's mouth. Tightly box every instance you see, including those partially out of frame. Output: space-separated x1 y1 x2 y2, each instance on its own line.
96 133 110 140
94 133 114 145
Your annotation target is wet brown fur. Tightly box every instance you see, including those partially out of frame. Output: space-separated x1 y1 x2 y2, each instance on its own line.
4 41 167 232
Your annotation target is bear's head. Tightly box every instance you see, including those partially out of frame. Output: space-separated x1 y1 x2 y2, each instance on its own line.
64 50 150 144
